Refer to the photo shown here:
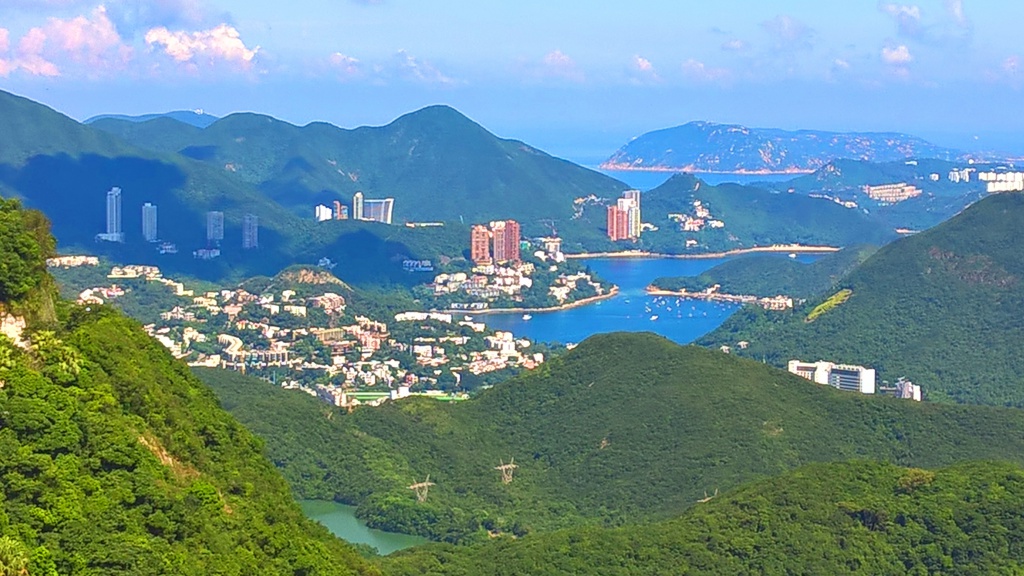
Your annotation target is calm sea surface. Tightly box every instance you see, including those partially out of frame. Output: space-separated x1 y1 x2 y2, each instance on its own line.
484 255 815 345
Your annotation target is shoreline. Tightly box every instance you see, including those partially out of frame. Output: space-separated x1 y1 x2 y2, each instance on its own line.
598 164 814 175
442 285 620 316
564 245 840 260
646 287 797 309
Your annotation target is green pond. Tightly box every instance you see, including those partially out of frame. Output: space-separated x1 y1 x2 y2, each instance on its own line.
300 500 429 555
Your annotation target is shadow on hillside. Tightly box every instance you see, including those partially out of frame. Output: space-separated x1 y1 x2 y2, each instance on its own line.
0 153 294 282
321 227 435 287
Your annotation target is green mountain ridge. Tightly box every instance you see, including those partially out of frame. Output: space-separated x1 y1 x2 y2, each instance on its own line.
199 329 1024 545
89 104 629 229
700 191 1024 406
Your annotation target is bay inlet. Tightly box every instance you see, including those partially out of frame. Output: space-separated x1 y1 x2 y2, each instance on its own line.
485 255 819 345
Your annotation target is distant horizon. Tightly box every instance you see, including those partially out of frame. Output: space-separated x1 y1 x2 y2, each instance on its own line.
2 2 1023 160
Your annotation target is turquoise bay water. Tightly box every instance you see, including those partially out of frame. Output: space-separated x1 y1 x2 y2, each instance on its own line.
300 500 428 555
485 255 817 345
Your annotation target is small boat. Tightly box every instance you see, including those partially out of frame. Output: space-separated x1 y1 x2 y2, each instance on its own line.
788 253 797 258
650 315 659 321
522 314 532 321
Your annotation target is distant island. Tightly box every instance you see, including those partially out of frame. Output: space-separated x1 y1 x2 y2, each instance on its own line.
601 120 989 173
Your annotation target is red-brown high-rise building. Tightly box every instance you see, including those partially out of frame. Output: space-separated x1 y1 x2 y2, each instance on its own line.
470 224 492 264
607 205 630 241
491 220 521 263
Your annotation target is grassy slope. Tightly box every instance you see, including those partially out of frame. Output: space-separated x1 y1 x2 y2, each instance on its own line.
700 192 1024 406
199 331 1024 543
382 460 1024 575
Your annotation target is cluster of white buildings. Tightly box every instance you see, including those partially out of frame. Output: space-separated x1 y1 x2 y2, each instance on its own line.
431 262 536 300
861 183 923 204
788 359 921 400
549 272 603 303
669 200 725 233
47 255 99 268
978 170 1024 193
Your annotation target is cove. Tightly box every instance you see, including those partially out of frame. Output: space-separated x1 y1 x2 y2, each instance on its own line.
485 255 818 345
300 500 429 555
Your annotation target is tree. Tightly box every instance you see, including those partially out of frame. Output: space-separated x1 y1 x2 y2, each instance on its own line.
0 536 30 576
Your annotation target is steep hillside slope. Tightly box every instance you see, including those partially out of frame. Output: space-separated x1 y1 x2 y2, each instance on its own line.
701 192 1024 406
200 330 1024 543
383 460 1024 575
0 198 374 575
601 121 964 173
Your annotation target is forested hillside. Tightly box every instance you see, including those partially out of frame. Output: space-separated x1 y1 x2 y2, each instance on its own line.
383 460 1024 575
701 192 1024 406
0 197 374 575
199 330 1024 544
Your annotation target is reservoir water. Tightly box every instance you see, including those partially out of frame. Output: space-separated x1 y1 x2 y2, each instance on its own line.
300 500 428 555
485 255 818 346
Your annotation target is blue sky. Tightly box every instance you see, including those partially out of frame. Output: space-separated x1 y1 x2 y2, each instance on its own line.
2 0 1023 160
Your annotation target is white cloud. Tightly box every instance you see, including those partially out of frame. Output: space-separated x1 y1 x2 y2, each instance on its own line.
946 0 968 28
881 4 921 21
393 49 454 84
540 49 584 82
721 39 748 52
628 54 660 84
145 24 258 68
1003 55 1020 75
761 15 813 50
880 3 923 37
681 59 731 83
881 44 913 64
329 52 361 77
2 6 130 77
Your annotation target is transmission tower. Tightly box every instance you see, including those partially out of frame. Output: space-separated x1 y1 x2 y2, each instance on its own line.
408 475 435 503
495 458 518 484
696 488 719 503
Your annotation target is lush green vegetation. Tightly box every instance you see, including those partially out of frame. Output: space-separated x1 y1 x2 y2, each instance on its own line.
637 175 896 254
701 192 1024 406
651 245 878 298
383 460 1024 575
0 198 376 575
199 330 1024 545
